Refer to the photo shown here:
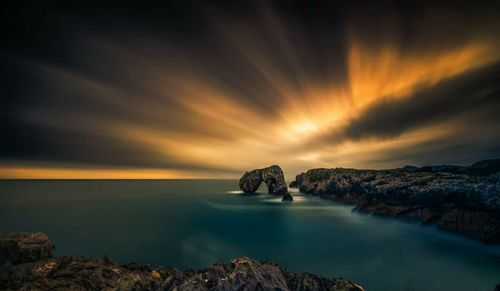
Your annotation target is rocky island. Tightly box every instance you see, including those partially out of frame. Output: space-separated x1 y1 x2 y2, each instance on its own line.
0 232 363 290
239 165 293 201
290 159 500 243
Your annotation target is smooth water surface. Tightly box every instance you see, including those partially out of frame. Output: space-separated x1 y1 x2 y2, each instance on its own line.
1 180 499 291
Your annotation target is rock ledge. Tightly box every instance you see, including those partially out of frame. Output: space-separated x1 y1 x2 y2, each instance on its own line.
0 232 362 291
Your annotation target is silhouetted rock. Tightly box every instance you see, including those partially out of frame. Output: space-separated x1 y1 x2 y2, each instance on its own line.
415 165 465 174
467 159 500 176
0 233 362 291
282 192 294 201
0 232 53 264
239 165 292 200
399 159 500 176
292 159 500 243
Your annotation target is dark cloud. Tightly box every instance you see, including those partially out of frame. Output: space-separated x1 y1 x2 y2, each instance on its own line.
344 62 500 140
361 119 500 168
291 61 500 157
0 115 240 174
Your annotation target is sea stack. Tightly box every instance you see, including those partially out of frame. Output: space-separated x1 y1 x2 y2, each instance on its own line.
239 165 292 201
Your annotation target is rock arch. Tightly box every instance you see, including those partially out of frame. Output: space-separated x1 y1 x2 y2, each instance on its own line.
239 165 292 200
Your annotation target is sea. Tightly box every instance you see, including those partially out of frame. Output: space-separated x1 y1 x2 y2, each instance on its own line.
1 180 499 291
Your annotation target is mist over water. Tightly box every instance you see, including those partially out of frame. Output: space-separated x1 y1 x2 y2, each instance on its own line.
1 180 499 291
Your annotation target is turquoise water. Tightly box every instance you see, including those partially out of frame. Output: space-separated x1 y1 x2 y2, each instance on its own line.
0 180 499 291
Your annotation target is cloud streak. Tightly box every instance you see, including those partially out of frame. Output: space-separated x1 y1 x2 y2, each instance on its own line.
1 1 500 178
345 62 500 140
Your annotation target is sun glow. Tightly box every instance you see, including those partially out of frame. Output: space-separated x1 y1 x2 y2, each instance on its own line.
0 166 198 179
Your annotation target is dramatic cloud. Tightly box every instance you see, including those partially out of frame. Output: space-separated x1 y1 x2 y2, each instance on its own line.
1 1 500 178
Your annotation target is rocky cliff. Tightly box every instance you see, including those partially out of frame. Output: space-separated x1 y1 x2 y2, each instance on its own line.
290 159 500 243
0 232 362 291
239 165 292 201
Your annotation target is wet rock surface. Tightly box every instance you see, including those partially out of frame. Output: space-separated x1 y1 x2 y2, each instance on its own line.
0 233 362 290
239 165 292 200
292 159 500 243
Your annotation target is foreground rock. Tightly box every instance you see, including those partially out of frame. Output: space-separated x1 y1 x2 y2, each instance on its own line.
291 159 500 243
239 165 292 200
0 232 53 264
0 233 362 291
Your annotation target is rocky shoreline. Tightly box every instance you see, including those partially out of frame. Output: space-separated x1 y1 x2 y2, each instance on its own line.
290 159 500 243
0 232 363 291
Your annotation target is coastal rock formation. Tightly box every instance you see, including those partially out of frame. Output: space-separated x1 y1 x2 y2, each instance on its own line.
239 170 262 193
0 232 53 264
0 232 362 291
239 165 292 200
261 165 288 195
291 159 500 243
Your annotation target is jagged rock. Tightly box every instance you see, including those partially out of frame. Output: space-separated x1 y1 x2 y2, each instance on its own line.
292 159 500 243
239 165 291 200
0 233 362 291
493 283 500 291
178 257 289 290
0 232 53 264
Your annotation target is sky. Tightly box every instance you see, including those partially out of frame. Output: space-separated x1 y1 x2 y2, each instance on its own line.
1 1 500 179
